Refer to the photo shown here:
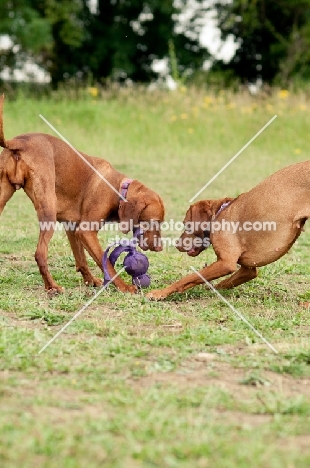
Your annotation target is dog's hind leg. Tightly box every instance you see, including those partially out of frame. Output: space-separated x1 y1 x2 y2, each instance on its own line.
22 164 65 293
35 216 63 294
0 174 15 215
215 265 258 289
28 192 62 293
65 230 102 287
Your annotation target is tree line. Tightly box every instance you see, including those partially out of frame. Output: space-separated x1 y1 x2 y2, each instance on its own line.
0 0 309 87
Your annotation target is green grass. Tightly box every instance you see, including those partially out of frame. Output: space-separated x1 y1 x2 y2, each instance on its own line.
1 87 310 467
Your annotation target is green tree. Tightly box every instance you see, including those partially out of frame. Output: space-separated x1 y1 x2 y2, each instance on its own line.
84 0 208 83
213 0 310 84
0 0 52 73
0 0 209 86
0 0 88 85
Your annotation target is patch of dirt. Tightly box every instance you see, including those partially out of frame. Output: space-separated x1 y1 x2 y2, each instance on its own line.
1 254 34 267
213 410 272 428
278 434 310 452
0 305 120 330
0 369 273 429
1 310 45 329
133 359 310 399
0 372 107 422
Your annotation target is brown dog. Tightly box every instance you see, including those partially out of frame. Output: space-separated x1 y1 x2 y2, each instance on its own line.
0 96 164 294
147 161 310 300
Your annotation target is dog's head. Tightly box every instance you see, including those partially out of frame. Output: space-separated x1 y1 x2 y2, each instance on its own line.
118 180 165 251
177 197 234 257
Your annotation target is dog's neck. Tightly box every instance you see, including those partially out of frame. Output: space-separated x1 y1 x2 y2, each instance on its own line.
215 200 231 218
202 201 231 248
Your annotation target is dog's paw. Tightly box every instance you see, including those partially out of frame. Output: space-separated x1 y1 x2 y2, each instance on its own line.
85 277 102 287
47 286 64 297
146 289 167 301
119 284 137 294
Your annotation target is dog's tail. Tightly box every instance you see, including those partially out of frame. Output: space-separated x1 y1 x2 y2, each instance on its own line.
0 94 7 148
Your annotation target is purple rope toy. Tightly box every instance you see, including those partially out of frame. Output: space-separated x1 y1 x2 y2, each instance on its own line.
102 228 151 288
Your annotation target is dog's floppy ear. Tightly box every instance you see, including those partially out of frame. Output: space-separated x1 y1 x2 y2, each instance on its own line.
118 199 146 233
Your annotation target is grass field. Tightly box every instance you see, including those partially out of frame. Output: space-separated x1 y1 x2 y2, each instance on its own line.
1 87 310 467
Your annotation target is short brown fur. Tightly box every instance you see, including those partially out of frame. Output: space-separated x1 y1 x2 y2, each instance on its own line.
147 164 310 300
0 96 165 294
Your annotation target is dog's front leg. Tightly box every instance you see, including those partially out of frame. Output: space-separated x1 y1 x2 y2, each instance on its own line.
66 230 102 287
147 259 237 300
76 230 137 294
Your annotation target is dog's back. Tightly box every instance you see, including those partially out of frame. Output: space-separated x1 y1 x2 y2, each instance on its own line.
234 160 310 223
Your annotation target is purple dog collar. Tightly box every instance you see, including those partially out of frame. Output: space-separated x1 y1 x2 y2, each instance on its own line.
216 201 231 217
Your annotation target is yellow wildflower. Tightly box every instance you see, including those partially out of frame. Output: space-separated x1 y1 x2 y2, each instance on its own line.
300 104 307 111
88 87 98 97
180 113 188 119
171 115 177 121
241 106 253 114
204 96 213 104
187 128 194 134
278 89 289 100
294 148 301 154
